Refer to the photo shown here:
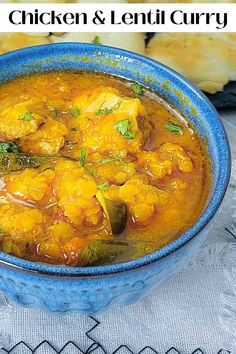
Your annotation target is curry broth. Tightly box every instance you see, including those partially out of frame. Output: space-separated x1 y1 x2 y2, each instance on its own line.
0 71 211 266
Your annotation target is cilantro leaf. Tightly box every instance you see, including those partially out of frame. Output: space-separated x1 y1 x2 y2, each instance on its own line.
53 108 62 117
131 83 143 98
165 121 183 135
19 111 35 121
0 142 21 153
114 119 136 139
0 143 10 153
70 107 81 118
100 157 117 164
112 100 122 111
98 182 110 192
100 156 126 165
79 146 86 167
92 36 102 45
95 100 122 116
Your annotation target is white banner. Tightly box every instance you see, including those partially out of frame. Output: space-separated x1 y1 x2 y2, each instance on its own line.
0 3 234 32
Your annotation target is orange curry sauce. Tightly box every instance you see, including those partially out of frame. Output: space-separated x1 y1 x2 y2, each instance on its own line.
0 71 211 266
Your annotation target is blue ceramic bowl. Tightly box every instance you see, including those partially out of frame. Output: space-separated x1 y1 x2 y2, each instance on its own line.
0 43 230 314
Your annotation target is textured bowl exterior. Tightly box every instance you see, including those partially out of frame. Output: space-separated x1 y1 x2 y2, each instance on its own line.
0 221 214 315
0 43 230 314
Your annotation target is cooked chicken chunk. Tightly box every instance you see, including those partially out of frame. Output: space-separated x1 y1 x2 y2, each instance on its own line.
71 87 146 156
18 119 69 155
0 101 45 140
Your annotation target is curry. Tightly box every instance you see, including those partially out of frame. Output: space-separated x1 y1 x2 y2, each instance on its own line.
0 71 211 266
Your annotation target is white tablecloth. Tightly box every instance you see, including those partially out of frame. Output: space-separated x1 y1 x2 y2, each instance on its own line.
0 111 235 354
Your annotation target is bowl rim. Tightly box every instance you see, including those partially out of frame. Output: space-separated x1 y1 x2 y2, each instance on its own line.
0 42 231 277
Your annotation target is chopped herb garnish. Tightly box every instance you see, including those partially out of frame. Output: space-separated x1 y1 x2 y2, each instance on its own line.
0 142 21 153
78 147 93 174
79 146 86 167
53 108 62 117
100 157 117 164
95 100 122 116
114 119 136 139
0 143 10 153
165 121 183 135
112 100 122 111
100 156 126 165
85 164 93 176
19 111 35 121
70 107 81 118
92 36 102 45
70 127 77 132
131 83 143 98
98 182 110 192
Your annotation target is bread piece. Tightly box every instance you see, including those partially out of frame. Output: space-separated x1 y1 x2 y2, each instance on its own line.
50 32 146 55
146 33 236 93
0 33 50 54
0 0 68 2
143 0 235 3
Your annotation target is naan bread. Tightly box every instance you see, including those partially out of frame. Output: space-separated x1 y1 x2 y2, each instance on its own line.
0 0 67 2
78 0 127 2
50 0 145 54
143 0 235 2
0 33 50 54
50 32 146 55
146 33 236 93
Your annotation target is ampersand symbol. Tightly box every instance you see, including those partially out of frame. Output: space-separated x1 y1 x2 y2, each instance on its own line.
93 10 105 25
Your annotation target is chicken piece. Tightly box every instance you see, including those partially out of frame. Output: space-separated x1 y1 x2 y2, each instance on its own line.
72 87 145 117
71 87 146 155
54 160 102 227
18 119 69 155
4 168 55 203
106 178 169 224
0 101 45 140
138 143 193 179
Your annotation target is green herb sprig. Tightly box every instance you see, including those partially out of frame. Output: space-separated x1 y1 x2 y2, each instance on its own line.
95 100 122 116
70 107 81 118
0 142 21 153
79 146 86 167
114 119 136 139
98 182 110 192
131 83 143 98
19 111 35 121
100 156 126 166
100 157 117 164
53 108 62 117
92 36 102 45
165 121 183 135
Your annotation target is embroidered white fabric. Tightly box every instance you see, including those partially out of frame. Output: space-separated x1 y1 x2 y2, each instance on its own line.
0 111 235 354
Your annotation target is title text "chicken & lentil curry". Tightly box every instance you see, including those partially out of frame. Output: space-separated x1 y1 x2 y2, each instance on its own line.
0 71 211 266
